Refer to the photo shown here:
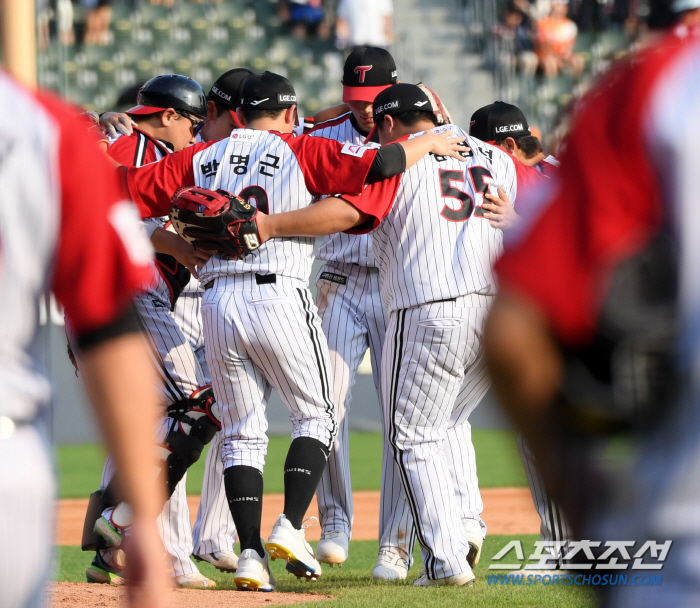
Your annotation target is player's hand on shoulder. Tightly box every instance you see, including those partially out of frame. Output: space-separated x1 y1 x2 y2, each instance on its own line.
421 129 470 161
483 187 520 231
100 111 137 138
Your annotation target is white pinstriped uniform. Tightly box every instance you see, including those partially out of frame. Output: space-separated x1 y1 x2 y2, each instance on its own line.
99 136 214 579
189 129 375 474
307 113 408 555
368 125 517 579
171 281 238 556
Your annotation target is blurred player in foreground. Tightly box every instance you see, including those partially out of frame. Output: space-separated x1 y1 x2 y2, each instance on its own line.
484 8 700 606
0 73 167 608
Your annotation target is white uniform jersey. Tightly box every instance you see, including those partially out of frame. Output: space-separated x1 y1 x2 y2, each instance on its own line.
308 112 378 267
128 127 379 285
194 130 315 284
363 125 518 313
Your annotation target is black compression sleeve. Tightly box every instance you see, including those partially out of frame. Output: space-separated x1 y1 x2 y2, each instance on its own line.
366 143 406 183
76 303 142 350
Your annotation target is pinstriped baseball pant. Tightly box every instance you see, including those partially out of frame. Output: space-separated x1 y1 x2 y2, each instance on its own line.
517 434 572 558
382 295 492 580
172 290 238 557
201 276 336 474
314 262 398 541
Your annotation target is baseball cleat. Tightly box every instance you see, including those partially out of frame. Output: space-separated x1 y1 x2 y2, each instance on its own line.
462 518 484 568
316 530 349 566
86 551 126 585
372 550 409 580
93 514 123 548
413 569 476 587
194 550 239 572
265 514 322 581
234 547 276 592
175 571 217 588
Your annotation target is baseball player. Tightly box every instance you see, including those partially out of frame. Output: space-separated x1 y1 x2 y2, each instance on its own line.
123 71 468 591
485 14 700 606
82 75 223 589
245 83 519 585
304 45 405 575
0 72 167 608
469 101 571 571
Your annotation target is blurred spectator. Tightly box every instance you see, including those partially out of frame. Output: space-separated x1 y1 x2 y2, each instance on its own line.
279 0 326 39
535 0 585 76
336 0 394 49
493 2 539 76
77 0 112 46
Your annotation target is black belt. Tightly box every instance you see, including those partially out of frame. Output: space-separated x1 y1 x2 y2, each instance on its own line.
430 297 457 304
204 274 277 290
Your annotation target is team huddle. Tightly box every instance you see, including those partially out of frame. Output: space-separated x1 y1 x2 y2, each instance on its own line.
73 45 566 591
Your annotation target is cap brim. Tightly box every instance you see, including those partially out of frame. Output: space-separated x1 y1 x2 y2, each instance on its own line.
343 84 392 103
126 104 165 115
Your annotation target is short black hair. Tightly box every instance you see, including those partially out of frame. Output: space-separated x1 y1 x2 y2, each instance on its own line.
494 134 542 159
209 97 228 118
376 110 438 129
240 108 286 123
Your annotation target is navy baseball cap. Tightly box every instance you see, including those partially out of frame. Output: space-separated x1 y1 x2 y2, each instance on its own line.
342 46 398 103
373 83 434 121
469 101 531 143
240 71 297 110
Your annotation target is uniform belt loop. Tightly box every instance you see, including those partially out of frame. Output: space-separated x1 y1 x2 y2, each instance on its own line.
255 273 277 285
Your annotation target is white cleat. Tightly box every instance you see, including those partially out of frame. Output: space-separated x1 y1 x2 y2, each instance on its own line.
194 550 239 572
93 508 123 548
462 518 484 568
413 569 475 587
265 514 322 581
316 530 349 567
234 547 276 592
175 571 217 588
372 550 409 580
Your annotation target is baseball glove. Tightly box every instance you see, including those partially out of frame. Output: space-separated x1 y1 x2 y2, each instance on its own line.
169 187 261 259
154 253 191 311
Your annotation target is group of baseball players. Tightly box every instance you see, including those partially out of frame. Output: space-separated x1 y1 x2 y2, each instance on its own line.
74 44 567 590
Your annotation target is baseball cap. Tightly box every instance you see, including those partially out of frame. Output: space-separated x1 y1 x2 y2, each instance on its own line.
207 68 252 119
469 101 531 143
372 83 434 121
342 46 398 103
127 74 207 119
240 71 297 111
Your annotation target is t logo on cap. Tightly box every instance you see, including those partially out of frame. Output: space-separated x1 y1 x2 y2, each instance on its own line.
354 65 373 83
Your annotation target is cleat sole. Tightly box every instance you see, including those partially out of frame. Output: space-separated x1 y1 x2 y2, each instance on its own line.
265 542 320 582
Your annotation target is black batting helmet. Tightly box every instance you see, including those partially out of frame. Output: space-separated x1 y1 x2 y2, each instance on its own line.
127 74 207 119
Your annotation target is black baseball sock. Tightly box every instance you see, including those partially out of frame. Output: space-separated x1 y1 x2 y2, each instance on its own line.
223 465 265 557
283 437 330 529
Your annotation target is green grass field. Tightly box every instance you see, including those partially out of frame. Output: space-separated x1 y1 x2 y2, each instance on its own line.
55 431 592 606
57 537 595 607
56 430 528 498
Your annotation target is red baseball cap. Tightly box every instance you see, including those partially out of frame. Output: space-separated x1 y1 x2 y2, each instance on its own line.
342 46 398 103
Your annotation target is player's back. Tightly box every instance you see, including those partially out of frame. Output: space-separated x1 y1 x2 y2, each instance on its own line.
373 125 517 312
193 129 323 284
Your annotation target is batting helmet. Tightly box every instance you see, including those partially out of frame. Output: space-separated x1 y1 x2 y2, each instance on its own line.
127 74 207 119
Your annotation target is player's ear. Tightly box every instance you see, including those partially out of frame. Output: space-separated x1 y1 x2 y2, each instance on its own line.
284 105 296 126
503 137 516 153
161 108 177 127
236 107 246 127
385 115 395 134
207 100 218 122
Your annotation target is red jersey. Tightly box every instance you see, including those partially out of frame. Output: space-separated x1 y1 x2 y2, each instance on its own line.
0 75 153 420
495 25 700 346
108 127 171 168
